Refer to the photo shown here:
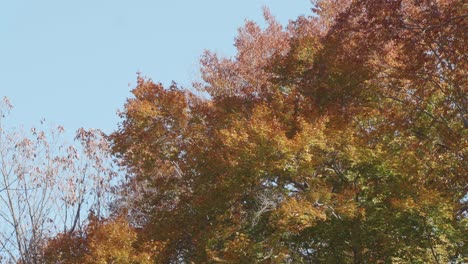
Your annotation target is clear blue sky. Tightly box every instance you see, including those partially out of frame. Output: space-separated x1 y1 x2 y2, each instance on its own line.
0 0 312 135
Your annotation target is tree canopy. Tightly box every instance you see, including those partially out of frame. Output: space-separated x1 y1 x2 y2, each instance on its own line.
37 0 468 263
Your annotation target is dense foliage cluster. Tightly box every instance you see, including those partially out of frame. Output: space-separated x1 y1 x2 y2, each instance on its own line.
108 1 466 262
3 0 466 263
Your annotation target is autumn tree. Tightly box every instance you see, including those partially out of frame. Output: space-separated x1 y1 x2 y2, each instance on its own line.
0 97 117 263
110 1 466 263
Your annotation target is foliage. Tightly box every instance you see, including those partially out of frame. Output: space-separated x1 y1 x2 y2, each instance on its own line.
42 214 162 264
25 0 467 263
0 97 117 263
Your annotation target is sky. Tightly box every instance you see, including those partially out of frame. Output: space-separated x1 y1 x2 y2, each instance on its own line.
0 0 312 136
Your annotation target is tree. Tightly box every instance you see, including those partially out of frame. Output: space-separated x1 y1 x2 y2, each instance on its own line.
109 1 466 263
0 97 116 263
